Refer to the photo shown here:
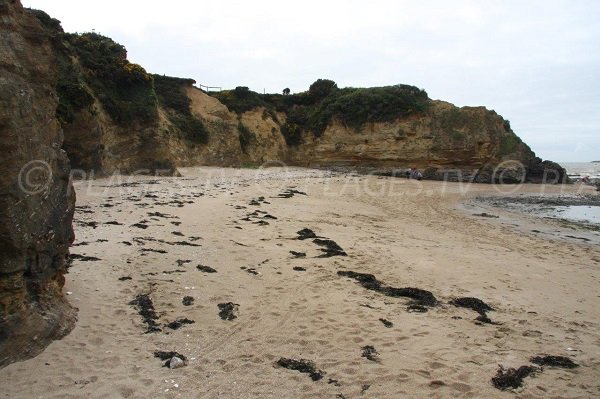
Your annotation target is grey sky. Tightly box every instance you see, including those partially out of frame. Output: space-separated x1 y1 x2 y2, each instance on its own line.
24 0 600 162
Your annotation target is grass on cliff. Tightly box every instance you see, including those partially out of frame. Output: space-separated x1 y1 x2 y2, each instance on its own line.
211 80 430 146
153 75 209 144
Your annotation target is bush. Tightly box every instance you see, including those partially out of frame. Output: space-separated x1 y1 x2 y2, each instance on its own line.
212 86 267 114
153 75 195 114
64 32 158 126
308 84 429 135
280 122 303 146
308 79 338 101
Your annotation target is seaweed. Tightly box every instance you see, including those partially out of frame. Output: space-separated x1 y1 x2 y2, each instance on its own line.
276 358 324 381
297 228 318 240
449 297 494 314
530 355 579 369
313 239 347 258
129 294 161 333
379 318 393 328
338 270 437 309
182 296 194 306
165 318 195 330
197 265 217 273
491 365 538 390
361 345 379 362
450 297 497 324
218 302 239 320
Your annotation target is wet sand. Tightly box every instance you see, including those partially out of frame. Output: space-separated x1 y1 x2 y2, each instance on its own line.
1 167 599 398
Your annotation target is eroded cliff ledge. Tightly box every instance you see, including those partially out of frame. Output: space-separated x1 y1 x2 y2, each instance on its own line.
0 0 76 367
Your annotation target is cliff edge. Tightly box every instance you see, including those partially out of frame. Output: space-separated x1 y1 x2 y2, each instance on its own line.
0 0 76 367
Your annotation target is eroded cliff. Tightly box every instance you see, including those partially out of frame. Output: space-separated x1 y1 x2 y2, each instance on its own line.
28 8 566 184
0 0 76 367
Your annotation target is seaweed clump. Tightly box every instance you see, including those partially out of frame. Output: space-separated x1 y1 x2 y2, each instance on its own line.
129 294 161 333
450 297 497 324
491 365 538 390
530 355 579 369
276 358 324 381
338 271 437 309
218 302 239 320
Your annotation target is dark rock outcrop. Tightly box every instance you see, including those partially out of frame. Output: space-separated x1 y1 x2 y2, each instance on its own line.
0 0 76 368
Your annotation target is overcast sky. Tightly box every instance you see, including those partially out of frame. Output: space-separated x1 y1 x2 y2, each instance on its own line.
24 0 600 162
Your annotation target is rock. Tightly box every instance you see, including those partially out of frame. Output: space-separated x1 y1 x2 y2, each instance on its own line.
0 1 76 368
169 356 185 369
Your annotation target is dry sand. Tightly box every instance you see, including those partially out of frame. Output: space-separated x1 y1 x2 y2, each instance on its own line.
1 167 599 398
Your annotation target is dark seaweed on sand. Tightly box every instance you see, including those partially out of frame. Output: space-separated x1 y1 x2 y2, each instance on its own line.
379 318 393 328
530 355 579 369
313 239 347 257
276 189 307 199
449 297 494 314
129 294 161 333
361 345 379 362
166 318 195 330
491 365 538 390
337 271 437 308
218 302 239 320
450 297 498 324
182 296 194 306
276 358 324 381
290 251 306 258
197 265 217 273
297 228 318 240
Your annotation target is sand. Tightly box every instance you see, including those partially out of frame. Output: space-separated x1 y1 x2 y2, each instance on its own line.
1 167 599 398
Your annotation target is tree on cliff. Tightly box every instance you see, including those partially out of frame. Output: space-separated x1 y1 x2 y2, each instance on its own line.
309 79 337 101
283 87 290 95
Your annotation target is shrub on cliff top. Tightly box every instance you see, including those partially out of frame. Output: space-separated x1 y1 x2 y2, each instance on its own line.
212 86 267 114
64 32 158 126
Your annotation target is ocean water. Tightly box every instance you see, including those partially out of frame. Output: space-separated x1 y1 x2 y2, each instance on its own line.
561 162 600 178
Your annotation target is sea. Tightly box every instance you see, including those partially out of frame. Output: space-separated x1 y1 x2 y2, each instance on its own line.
561 161 600 180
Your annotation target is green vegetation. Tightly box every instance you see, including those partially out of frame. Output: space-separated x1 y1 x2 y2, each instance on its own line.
212 86 267 114
154 75 209 144
237 122 255 153
308 78 338 100
210 79 430 146
55 56 94 124
63 32 158 126
499 134 521 156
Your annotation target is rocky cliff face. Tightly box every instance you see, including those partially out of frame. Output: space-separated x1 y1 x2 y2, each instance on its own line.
0 0 76 367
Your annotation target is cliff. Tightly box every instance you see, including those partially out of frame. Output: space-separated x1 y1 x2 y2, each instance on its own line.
22 12 566 182
0 0 76 367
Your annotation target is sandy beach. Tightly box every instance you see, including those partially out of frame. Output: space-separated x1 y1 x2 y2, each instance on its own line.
1 167 598 399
